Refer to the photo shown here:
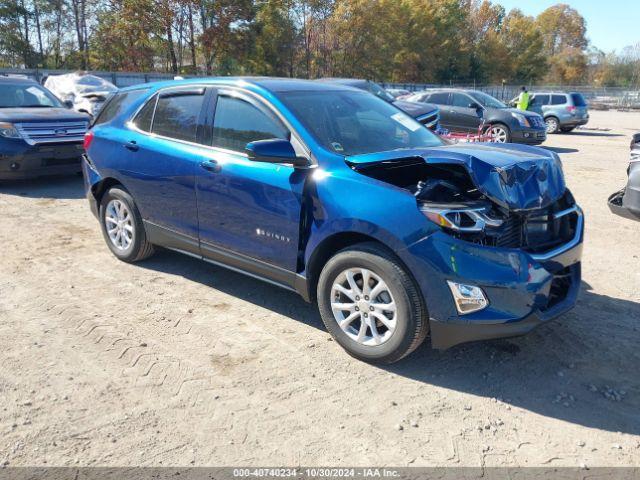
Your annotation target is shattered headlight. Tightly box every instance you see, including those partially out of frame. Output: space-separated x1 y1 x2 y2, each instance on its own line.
421 205 503 232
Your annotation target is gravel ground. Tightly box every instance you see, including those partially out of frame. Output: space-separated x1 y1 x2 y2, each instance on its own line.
0 110 639 468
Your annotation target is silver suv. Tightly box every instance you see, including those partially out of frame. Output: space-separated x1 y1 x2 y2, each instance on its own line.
522 92 589 134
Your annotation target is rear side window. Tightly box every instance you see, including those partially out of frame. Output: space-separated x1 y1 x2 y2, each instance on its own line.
425 92 450 105
93 89 148 126
571 93 587 106
550 95 567 105
133 95 156 132
531 94 549 106
151 92 205 142
212 95 288 152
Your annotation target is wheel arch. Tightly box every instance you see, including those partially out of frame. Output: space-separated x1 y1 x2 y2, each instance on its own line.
304 231 418 304
91 177 126 206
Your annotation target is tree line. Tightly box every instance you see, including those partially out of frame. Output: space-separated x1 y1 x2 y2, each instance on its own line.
1 0 638 87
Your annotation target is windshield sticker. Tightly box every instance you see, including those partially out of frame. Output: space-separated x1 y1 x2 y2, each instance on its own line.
331 142 344 152
391 112 420 132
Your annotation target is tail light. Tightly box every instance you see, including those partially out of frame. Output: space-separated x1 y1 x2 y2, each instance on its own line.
83 130 94 150
566 106 576 114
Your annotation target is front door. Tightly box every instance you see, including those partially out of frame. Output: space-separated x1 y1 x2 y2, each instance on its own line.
450 93 484 132
195 90 307 277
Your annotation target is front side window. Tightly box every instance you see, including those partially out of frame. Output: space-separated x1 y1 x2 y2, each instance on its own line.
279 90 444 156
531 95 549 106
0 82 62 108
152 92 205 142
451 93 472 108
212 95 289 152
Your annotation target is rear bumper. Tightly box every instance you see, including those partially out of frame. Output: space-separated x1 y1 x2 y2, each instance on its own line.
0 141 84 180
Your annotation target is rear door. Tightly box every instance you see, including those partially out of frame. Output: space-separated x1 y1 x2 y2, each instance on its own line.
195 88 306 275
117 86 211 242
424 92 453 128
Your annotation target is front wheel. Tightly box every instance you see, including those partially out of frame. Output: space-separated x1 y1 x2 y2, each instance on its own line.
488 124 511 143
99 186 155 263
317 243 429 364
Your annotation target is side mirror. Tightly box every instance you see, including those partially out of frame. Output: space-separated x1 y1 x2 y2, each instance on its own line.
469 102 482 110
245 139 308 167
63 100 74 109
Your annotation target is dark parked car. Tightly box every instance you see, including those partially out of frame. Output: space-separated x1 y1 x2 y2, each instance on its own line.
608 133 640 221
0 76 89 180
318 78 439 130
406 89 546 144
83 77 583 363
511 92 590 134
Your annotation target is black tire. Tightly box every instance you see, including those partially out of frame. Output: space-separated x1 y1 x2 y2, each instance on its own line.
545 116 560 134
99 186 155 263
560 126 576 133
317 242 429 364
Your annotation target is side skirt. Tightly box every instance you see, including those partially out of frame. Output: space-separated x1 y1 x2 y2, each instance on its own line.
144 220 310 302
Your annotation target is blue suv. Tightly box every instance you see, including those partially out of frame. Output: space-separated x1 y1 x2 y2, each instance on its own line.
82 78 584 363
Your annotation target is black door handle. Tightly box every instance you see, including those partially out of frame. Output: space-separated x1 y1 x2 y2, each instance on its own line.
124 141 139 151
200 160 221 173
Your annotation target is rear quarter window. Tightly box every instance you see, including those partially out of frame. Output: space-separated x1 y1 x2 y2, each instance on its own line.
92 89 148 126
550 95 567 105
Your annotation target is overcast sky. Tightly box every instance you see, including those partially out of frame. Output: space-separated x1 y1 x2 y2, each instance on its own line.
494 0 638 53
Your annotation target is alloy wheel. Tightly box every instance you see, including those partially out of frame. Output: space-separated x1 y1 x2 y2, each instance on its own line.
330 268 397 346
545 118 558 134
489 126 508 143
105 199 134 251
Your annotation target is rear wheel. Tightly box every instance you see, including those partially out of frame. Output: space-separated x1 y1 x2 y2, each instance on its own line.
317 243 429 364
489 123 511 143
545 116 560 134
99 187 155 263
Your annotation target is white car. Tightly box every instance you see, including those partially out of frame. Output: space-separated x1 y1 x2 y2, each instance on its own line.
44 73 117 117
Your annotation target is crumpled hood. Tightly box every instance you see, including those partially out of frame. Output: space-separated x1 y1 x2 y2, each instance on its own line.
0 108 90 123
347 143 566 211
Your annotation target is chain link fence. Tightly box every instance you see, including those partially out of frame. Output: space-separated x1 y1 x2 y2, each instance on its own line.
383 82 640 110
2 67 639 110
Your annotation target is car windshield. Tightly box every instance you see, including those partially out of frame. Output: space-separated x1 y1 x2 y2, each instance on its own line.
468 91 507 109
365 81 395 102
278 90 444 156
0 83 63 108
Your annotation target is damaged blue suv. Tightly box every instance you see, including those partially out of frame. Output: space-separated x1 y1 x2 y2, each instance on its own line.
82 78 583 363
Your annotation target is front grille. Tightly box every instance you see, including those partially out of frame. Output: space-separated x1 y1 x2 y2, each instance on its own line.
529 116 545 128
42 157 81 167
455 191 580 253
491 194 579 252
15 121 88 146
417 112 439 129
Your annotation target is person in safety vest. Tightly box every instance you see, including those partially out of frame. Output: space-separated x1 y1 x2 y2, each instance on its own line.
517 86 530 111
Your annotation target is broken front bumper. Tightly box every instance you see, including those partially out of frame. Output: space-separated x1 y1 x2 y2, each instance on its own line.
400 207 584 349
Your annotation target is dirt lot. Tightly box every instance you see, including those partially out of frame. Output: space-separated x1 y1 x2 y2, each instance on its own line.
0 110 639 468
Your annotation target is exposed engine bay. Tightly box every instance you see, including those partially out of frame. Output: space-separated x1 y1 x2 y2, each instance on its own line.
351 156 579 253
